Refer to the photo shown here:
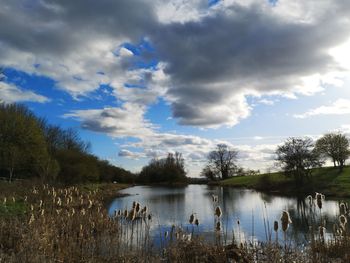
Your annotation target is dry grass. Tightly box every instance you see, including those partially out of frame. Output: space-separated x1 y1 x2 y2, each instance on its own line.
1 184 350 262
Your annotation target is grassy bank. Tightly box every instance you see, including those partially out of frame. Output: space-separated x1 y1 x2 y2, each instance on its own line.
220 166 350 197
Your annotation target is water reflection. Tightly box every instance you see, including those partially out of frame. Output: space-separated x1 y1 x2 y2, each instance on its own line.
108 185 345 245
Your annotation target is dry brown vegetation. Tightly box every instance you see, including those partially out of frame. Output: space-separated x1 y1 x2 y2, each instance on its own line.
0 183 350 263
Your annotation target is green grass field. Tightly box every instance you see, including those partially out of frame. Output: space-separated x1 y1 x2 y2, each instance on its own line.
221 166 350 197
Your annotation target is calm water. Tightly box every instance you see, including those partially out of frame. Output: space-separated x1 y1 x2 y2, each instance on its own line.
108 185 344 245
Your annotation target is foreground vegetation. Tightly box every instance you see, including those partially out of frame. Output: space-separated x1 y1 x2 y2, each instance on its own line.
1 181 350 262
221 166 350 197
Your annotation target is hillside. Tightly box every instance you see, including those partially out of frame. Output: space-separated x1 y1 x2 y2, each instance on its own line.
220 166 350 198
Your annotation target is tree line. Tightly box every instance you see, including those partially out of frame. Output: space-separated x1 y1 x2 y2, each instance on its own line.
0 103 135 184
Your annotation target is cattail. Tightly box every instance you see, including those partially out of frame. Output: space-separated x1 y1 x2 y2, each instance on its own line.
115 209 121 217
319 226 326 240
216 221 221 231
124 209 128 218
135 203 140 213
29 213 35 224
306 195 313 206
315 192 324 209
339 215 347 226
215 206 222 218
189 213 195 224
132 201 136 208
142 206 148 214
274 221 279 232
340 202 347 214
148 214 152 220
195 218 199 226
281 210 292 232
237 220 240 225
57 197 62 206
128 209 136 221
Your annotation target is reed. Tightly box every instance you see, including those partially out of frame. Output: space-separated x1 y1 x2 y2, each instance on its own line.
1 185 350 263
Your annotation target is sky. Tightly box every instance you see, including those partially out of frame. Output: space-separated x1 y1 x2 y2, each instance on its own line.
1 0 350 176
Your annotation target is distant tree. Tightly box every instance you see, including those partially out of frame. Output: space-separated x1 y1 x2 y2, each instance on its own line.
315 133 350 169
207 144 238 179
200 165 217 181
276 137 323 185
139 152 187 183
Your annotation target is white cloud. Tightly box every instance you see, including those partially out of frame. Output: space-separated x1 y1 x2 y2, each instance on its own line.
294 99 350 119
64 103 154 138
0 82 49 103
258 99 275 106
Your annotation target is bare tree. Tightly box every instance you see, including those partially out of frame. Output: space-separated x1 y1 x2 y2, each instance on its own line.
315 133 350 169
207 144 238 179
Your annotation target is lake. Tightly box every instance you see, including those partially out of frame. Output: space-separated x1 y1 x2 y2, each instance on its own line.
108 185 344 246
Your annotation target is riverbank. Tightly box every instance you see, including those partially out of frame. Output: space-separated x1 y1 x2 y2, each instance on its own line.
220 166 350 198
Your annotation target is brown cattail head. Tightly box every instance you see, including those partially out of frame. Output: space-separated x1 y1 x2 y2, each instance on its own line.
194 218 199 226
340 202 347 215
135 203 140 213
306 195 313 206
315 192 324 209
128 209 136 221
339 215 347 226
215 206 222 218
124 209 128 218
274 221 279 232
216 221 221 231
132 201 136 208
281 210 292 232
189 213 195 224
142 206 148 214
148 214 152 220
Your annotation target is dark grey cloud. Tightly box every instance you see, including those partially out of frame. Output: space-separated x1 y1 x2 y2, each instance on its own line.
0 0 156 57
149 2 350 126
